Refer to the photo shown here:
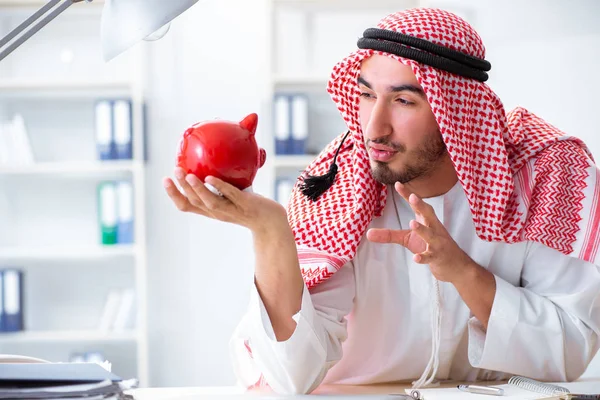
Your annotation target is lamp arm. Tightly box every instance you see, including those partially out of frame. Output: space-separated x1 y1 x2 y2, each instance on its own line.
0 0 90 62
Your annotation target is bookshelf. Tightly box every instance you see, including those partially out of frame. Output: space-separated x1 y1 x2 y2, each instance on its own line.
0 244 138 261
0 0 149 387
263 0 419 204
0 160 141 175
0 330 137 343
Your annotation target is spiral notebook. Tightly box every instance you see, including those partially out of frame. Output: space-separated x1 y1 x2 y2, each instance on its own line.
404 376 600 399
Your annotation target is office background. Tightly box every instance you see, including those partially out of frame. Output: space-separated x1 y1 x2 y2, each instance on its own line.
0 0 599 388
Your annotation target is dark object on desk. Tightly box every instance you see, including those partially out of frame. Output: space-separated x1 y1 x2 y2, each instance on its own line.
0 363 122 386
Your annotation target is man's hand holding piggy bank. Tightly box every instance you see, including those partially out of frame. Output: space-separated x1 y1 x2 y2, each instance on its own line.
163 113 289 235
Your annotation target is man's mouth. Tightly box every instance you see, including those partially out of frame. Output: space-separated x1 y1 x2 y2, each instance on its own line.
368 143 398 162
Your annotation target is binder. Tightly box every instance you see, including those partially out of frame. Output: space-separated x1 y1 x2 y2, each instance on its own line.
98 290 121 332
95 100 115 160
12 114 34 165
0 270 4 332
290 94 309 154
113 99 133 160
3 268 24 332
0 123 9 165
273 94 291 155
116 181 134 244
97 182 118 245
112 288 135 332
275 177 294 207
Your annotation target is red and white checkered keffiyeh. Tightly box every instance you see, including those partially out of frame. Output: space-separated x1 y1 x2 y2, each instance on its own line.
287 7 600 290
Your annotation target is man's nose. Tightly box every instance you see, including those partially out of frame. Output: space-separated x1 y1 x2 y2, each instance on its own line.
364 100 393 142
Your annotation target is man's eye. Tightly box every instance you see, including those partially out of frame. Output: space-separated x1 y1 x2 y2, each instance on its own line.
397 98 413 105
359 92 374 99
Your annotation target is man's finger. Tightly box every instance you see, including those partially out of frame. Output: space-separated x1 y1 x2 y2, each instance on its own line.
185 173 233 213
408 193 440 227
366 228 411 245
394 182 412 202
414 250 435 264
409 219 435 243
205 176 242 204
173 168 208 209
164 177 195 213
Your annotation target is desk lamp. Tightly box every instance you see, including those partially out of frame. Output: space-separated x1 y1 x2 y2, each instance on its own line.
0 0 199 62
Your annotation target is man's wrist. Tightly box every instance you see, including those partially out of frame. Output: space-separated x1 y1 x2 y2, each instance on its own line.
452 258 487 289
252 218 293 243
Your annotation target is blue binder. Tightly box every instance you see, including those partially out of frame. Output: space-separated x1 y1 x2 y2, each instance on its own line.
2 268 24 332
275 177 294 206
290 94 309 154
95 99 116 160
273 94 291 155
0 270 4 332
113 99 133 160
116 181 134 244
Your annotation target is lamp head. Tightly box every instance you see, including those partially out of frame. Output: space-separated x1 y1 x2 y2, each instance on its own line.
100 0 199 61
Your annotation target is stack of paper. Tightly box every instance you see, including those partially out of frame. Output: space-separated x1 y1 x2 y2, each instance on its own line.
0 362 137 400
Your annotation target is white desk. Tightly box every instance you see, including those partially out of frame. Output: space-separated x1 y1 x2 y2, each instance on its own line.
128 383 422 399
128 379 600 399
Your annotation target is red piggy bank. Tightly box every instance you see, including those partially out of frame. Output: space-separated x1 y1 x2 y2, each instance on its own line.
176 113 267 191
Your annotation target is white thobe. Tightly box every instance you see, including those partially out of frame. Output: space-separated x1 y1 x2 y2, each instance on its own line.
229 182 600 395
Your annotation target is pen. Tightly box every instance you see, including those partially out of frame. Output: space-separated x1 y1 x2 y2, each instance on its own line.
457 384 505 396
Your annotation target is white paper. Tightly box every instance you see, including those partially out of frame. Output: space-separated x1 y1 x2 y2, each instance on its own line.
406 381 600 400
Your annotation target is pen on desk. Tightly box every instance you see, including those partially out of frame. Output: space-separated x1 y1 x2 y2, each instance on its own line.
457 384 505 396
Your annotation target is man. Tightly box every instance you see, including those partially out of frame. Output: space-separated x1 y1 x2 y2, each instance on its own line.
163 7 600 396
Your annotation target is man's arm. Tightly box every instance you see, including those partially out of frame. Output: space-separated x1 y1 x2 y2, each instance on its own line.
451 261 496 330
467 242 600 381
230 262 356 394
252 217 305 341
367 182 600 381
164 171 356 394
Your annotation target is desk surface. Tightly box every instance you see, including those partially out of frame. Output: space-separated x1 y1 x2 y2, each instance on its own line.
129 382 434 399
127 381 494 399
128 379 600 399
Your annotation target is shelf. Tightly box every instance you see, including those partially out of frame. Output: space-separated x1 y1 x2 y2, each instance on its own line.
273 74 328 90
0 79 133 98
273 0 419 11
0 330 137 343
0 244 138 261
0 160 142 177
273 154 317 169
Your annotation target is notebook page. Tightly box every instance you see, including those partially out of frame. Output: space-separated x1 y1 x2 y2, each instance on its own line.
404 384 554 399
557 381 600 395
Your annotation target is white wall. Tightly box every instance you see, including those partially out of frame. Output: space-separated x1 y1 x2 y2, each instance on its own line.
142 0 600 386
143 0 270 387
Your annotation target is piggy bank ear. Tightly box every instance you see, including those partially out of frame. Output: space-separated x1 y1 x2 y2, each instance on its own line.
240 113 258 135
259 148 266 168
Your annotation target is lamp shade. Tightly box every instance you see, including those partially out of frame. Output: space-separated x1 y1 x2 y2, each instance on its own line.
100 0 199 61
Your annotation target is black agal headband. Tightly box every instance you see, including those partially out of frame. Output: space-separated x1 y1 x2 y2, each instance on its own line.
357 28 491 82
298 28 492 201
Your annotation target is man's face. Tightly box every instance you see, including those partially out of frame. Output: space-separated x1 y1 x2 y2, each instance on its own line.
358 54 446 186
